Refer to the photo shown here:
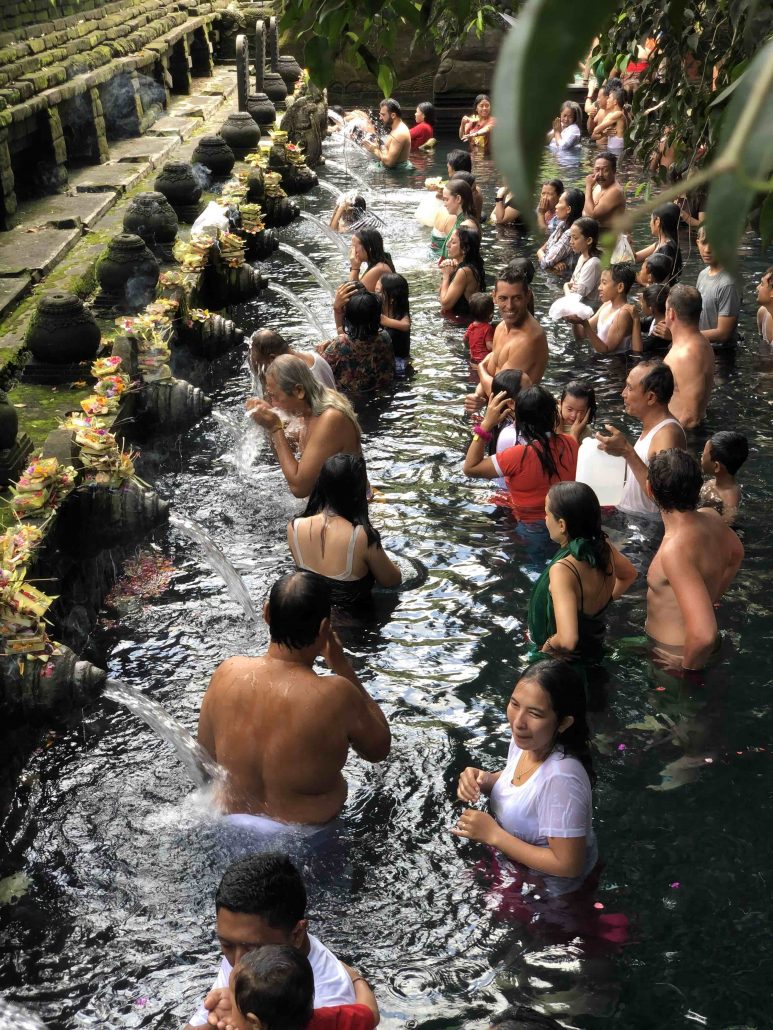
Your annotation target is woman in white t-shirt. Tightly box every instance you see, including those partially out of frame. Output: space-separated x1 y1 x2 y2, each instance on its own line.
547 101 583 151
453 659 597 896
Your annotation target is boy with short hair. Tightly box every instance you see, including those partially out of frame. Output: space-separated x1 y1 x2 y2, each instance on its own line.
637 251 672 287
696 226 741 348
699 430 749 524
632 284 671 354
574 262 637 354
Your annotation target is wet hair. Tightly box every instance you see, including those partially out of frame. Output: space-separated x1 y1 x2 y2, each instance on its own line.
643 283 669 316
446 149 472 172
648 448 702 512
609 261 637 293
268 355 360 438
708 431 749 475
250 329 290 375
474 93 491 114
444 178 477 222
544 178 564 198
330 105 345 117
469 292 494 322
696 224 708 243
560 101 582 126
638 359 674 404
344 289 385 341
350 194 367 216
266 571 332 651
215 853 307 927
449 170 476 188
353 227 394 272
605 76 624 95
515 660 596 787
302 454 381 548
560 380 597 423
645 253 673 284
572 216 600 256
514 386 571 481
667 283 702 326
416 101 435 127
380 272 410 321
608 87 626 108
455 225 486 291
233 946 314 1030
487 368 527 455
380 97 401 117
560 187 585 228
595 150 617 172
505 256 535 284
652 202 681 246
547 481 611 570
495 267 529 291
490 1004 568 1029
762 265 773 285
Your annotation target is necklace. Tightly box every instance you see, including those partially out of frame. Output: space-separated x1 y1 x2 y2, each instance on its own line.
513 752 545 783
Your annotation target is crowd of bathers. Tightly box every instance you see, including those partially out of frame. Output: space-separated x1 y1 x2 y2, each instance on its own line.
181 83 771 1030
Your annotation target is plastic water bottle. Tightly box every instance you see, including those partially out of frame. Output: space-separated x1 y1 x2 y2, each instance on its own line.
576 438 626 506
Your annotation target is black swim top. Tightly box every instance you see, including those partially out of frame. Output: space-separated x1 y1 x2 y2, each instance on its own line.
557 559 612 664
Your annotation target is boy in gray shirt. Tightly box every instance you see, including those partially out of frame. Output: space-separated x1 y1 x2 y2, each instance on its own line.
696 226 740 348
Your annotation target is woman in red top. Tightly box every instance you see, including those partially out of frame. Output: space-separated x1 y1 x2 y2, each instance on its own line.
463 386 587 523
409 102 435 148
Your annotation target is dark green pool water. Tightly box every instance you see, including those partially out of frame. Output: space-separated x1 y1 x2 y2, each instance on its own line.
1 134 771 1030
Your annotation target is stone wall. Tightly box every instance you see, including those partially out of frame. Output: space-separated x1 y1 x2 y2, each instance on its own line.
1 1 110 35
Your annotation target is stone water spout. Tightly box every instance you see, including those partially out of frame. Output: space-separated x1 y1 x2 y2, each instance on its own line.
57 480 171 555
0 644 106 721
178 312 245 360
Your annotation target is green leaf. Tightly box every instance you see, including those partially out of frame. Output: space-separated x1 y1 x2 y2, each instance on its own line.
491 0 619 226
303 35 333 85
704 39 773 273
760 193 773 249
377 62 394 98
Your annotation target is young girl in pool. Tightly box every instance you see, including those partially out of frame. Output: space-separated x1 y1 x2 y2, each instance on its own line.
559 381 597 441
563 217 601 308
377 272 412 375
229 945 377 1030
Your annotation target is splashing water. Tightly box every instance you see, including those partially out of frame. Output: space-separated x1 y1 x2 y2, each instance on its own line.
103 680 223 788
316 178 344 201
327 108 344 127
298 211 350 256
277 242 336 296
212 409 245 436
266 283 329 339
168 513 259 624
324 159 372 194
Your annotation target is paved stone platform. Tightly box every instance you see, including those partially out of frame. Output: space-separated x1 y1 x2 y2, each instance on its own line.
0 276 31 318
108 136 179 168
148 115 204 138
174 94 227 121
20 191 118 230
68 163 151 194
0 226 80 278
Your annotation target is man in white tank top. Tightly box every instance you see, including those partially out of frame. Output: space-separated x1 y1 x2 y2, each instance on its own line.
595 360 686 518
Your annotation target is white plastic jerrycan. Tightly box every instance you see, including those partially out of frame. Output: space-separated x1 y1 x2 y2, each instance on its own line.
576 437 626 506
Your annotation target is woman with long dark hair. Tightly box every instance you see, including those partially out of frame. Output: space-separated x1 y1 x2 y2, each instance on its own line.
288 453 401 605
348 227 395 292
459 93 494 151
410 101 435 148
463 385 583 524
439 226 486 318
453 659 598 895
529 482 636 664
322 287 395 394
377 272 411 374
634 201 683 282
537 187 584 273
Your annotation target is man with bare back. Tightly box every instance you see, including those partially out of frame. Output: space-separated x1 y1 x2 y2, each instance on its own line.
464 268 548 413
662 284 714 430
645 449 743 670
198 571 390 832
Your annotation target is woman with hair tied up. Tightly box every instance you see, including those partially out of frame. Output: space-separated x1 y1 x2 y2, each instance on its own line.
321 286 395 395
633 201 683 283
453 659 599 896
529 482 637 666
247 354 363 498
288 453 401 607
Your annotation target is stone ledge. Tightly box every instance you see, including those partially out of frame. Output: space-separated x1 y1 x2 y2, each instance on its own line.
0 225 80 277
68 163 151 194
19 191 118 230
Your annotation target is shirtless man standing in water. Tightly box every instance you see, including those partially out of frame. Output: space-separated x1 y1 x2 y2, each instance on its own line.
662 284 714 430
465 268 548 412
363 98 411 168
198 571 390 829
582 151 626 229
646 449 743 670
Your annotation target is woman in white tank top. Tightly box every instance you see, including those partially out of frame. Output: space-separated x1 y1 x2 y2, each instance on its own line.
453 661 598 896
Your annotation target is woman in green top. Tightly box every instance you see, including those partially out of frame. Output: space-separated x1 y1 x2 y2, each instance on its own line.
529 482 637 665
439 179 479 259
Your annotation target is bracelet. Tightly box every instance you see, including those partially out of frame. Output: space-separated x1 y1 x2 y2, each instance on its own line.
351 976 370 987
473 425 493 443
271 423 284 435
